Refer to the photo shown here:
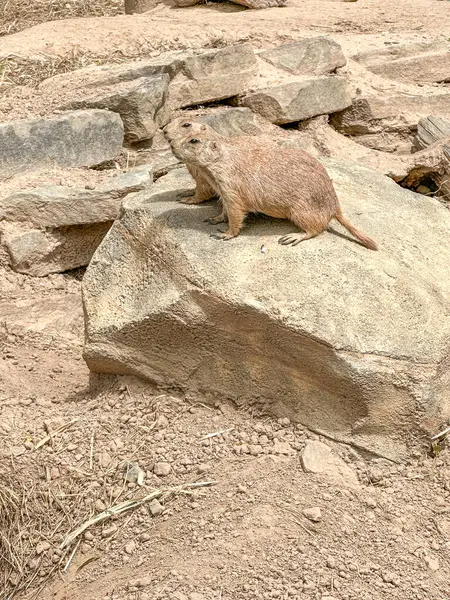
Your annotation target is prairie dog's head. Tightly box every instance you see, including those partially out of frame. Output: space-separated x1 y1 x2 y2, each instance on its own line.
163 116 218 144
171 135 222 166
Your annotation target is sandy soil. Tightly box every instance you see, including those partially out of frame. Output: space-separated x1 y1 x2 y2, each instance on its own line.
1 0 450 62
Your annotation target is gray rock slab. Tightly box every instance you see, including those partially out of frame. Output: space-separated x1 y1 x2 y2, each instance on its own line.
239 77 351 124
0 170 152 228
0 110 124 178
331 93 450 136
259 37 346 76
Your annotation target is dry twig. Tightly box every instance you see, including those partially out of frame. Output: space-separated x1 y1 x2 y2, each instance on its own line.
61 481 216 548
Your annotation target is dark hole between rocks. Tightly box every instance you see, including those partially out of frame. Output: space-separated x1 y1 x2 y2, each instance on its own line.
89 159 121 172
397 173 439 197
64 266 87 281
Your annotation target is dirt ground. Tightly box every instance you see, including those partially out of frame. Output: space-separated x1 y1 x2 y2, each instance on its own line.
1 1 450 600
1 266 450 600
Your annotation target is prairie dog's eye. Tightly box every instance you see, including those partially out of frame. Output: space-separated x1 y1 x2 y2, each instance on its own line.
182 122 191 128
189 138 200 144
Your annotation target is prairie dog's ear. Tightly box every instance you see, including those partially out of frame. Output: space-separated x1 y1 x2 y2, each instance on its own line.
211 141 219 150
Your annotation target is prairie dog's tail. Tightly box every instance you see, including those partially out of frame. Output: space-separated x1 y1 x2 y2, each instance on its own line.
335 208 378 251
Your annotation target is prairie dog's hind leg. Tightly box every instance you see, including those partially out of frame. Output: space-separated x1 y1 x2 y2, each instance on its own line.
278 231 320 246
279 211 328 246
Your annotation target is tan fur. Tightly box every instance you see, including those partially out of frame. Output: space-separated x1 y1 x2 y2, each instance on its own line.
163 117 221 205
170 133 378 250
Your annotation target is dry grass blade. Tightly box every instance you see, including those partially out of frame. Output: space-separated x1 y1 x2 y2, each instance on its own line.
35 418 78 449
199 428 234 441
0 52 101 88
0 0 122 37
0 476 22 575
61 490 162 548
61 480 217 548
0 468 70 600
431 425 450 442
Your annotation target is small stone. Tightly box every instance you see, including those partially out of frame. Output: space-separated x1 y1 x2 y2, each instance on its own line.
131 576 153 588
140 532 151 542
153 462 171 476
67 443 78 451
302 507 322 522
416 185 431 195
364 497 377 509
24 441 34 450
301 440 359 487
149 498 164 516
273 440 294 455
95 499 107 512
424 554 439 571
249 444 262 456
156 415 170 428
95 451 112 469
368 467 384 483
196 463 209 474
102 525 118 538
430 540 440 551
278 417 291 426
124 541 136 555
382 571 396 583
326 557 336 569
36 541 51 555
50 467 60 480
123 461 145 485
84 531 95 541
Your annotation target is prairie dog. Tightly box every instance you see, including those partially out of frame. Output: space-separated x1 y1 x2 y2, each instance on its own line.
163 117 221 205
170 133 378 250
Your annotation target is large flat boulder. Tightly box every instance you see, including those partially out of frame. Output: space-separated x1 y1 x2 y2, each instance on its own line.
82 163 450 459
331 93 450 137
1 221 112 277
0 170 151 228
259 37 346 76
164 44 257 113
64 74 170 143
0 110 124 178
192 106 281 137
0 169 152 276
354 41 450 84
239 78 352 124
